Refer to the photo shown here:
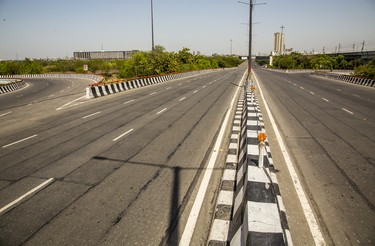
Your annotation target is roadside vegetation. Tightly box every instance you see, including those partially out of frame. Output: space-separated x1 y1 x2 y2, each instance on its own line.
256 52 375 79
0 46 243 80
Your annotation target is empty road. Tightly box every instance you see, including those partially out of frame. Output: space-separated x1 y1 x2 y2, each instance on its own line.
253 66 375 246
0 68 245 245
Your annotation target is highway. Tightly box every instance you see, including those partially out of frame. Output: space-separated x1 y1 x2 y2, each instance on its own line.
253 66 375 245
0 68 244 245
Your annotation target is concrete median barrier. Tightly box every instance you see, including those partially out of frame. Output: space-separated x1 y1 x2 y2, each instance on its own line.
208 87 292 245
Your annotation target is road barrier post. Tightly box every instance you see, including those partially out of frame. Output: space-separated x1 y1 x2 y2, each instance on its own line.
257 132 267 168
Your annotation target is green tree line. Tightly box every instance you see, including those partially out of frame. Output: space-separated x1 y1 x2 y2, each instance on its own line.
0 46 243 79
258 52 375 79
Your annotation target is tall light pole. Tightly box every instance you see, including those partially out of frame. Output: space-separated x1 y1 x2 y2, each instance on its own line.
151 0 155 52
248 0 253 75
239 1 265 79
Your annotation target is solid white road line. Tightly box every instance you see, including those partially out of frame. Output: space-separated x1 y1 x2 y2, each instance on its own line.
179 69 246 246
82 111 101 119
156 108 167 115
2 134 38 148
0 178 54 214
0 111 12 117
253 71 326 246
342 108 354 115
113 129 134 141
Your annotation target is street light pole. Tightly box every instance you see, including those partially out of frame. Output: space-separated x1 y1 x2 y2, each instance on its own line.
151 0 155 52
248 0 253 75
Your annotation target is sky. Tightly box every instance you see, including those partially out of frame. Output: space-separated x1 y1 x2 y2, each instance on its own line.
0 0 374 60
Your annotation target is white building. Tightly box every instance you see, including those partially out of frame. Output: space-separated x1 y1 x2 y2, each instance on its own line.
273 32 285 55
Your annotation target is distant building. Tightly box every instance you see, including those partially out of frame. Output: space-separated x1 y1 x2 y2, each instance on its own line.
73 50 136 60
273 32 285 55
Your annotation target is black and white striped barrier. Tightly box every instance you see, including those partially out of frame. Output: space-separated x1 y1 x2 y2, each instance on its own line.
85 70 216 99
0 80 26 94
312 71 375 87
209 88 292 245
0 73 103 82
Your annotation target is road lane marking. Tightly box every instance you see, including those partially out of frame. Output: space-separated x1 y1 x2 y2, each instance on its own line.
113 129 134 141
342 108 354 115
60 90 65 93
300 87 304 89
322 98 329 102
0 178 54 214
149 92 157 95
337 89 341 92
179 97 186 102
56 95 86 111
310 91 315 95
352 94 360 97
156 108 167 115
193 90 198 94
179 68 246 246
123 99 135 104
166 87 172 90
2 134 38 148
82 111 101 119
0 111 12 117
253 71 326 245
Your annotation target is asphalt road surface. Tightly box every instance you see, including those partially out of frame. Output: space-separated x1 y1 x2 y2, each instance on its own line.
253 66 375 246
0 68 244 245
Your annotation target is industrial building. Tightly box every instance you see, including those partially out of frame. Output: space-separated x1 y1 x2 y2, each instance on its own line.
73 50 136 60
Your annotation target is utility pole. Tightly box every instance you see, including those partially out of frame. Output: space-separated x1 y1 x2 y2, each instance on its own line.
238 0 265 79
151 0 155 52
361 40 365 52
248 0 253 75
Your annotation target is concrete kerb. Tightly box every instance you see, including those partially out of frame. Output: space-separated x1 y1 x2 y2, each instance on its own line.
208 86 292 245
85 69 216 99
311 71 375 87
0 79 26 94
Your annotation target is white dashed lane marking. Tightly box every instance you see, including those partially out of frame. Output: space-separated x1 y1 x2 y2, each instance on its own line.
2 134 38 148
0 111 12 117
156 108 167 115
82 111 101 119
342 108 354 115
123 99 135 104
113 129 134 141
322 98 329 102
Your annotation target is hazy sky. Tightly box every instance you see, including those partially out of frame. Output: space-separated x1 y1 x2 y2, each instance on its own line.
1 0 374 60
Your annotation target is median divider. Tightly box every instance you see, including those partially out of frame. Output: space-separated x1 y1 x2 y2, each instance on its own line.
85 69 215 99
0 80 26 94
208 85 292 245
